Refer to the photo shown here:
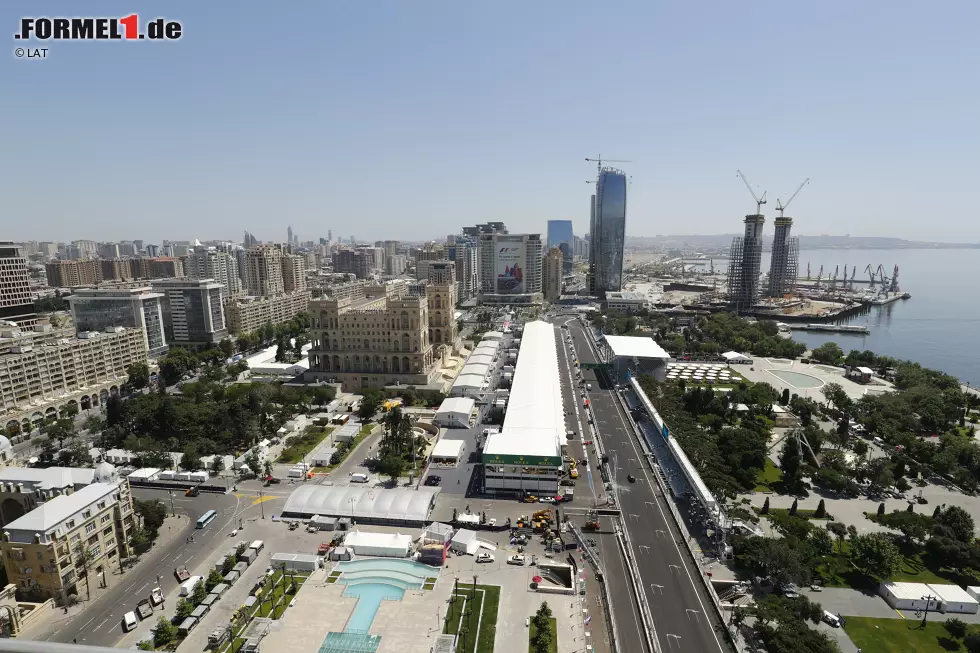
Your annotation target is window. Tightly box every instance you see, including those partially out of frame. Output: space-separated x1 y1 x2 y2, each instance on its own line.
89 545 101 558
87 534 98 546
69 534 80 545
97 502 106 510
82 511 91 519
104 538 114 548
65 520 75 529
101 514 111 524
85 522 96 534
102 526 112 536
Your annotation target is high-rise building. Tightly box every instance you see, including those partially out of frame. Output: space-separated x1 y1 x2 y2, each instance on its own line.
728 213 766 311
243 231 259 248
0 243 36 328
588 169 627 295
243 245 284 296
0 323 148 434
462 222 508 237
542 247 563 302
45 259 102 288
477 233 543 303
70 240 98 259
151 278 227 350
287 226 294 247
425 261 459 355
547 220 574 251
451 243 479 302
386 254 408 276
767 217 799 298
68 287 168 356
281 254 307 293
332 248 381 279
306 282 442 391
144 244 159 257
186 249 242 299
99 259 134 282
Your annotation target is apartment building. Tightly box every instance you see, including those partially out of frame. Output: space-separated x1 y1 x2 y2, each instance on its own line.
0 325 148 436
223 290 311 335
332 248 381 279
0 466 102 527
0 470 134 603
45 260 101 288
243 245 284 296
477 232 543 304
186 249 242 299
151 278 227 350
542 247 563 302
0 243 36 328
282 254 307 293
99 259 136 283
68 287 168 356
305 282 442 391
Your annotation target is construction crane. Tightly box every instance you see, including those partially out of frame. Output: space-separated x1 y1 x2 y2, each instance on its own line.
775 178 810 217
585 156 632 176
736 170 767 214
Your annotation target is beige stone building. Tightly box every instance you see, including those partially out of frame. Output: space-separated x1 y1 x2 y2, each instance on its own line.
282 254 307 293
424 261 459 355
243 245 284 297
542 247 563 302
44 260 101 288
224 290 312 335
1 324 147 437
306 279 453 391
0 464 134 603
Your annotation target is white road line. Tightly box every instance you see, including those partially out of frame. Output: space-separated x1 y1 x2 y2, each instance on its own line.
79 616 97 631
95 617 110 630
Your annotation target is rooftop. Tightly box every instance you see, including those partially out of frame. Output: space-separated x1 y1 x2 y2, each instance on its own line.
4 482 120 535
0 466 96 490
602 335 670 359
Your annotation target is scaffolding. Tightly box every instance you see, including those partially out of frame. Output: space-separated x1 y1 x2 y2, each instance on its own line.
768 217 799 297
728 233 763 311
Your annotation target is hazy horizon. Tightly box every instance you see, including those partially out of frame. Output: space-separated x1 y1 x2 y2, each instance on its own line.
3 1 978 244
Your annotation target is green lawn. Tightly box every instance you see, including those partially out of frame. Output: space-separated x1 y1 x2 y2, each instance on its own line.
359 423 376 436
815 543 978 589
278 426 334 463
753 459 782 491
443 584 500 653
528 617 558 653
844 616 980 653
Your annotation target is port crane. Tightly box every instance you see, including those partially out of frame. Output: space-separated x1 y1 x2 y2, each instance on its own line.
736 170 767 214
865 264 878 289
775 178 810 217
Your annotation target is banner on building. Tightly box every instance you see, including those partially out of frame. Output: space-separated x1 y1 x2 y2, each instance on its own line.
495 237 526 294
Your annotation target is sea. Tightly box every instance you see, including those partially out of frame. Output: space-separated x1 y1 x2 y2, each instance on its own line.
753 249 980 384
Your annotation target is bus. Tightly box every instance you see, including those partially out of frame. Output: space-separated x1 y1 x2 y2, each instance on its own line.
196 509 217 529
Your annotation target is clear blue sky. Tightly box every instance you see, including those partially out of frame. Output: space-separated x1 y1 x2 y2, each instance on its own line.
2 1 978 244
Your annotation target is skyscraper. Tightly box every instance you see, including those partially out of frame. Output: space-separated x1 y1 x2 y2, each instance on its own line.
0 242 36 327
728 213 766 311
477 233 542 301
542 247 563 302
243 245 284 296
151 278 228 349
186 248 243 299
767 217 799 298
287 226 293 247
588 169 627 295
547 220 575 274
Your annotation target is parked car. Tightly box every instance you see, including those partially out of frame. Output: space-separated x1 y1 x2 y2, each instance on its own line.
424 475 442 486
507 554 527 566
476 553 495 563
122 611 138 632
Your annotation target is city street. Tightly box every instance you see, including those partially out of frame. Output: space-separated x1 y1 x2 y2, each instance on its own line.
565 316 728 653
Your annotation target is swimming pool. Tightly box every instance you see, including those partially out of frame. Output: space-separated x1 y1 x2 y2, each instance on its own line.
343 583 404 632
768 369 825 389
333 558 439 634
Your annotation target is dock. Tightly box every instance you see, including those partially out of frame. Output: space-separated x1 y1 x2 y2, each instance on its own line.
787 323 871 335
870 292 911 306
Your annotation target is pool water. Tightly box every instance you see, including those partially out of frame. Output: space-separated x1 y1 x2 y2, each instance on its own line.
332 558 439 634
343 583 405 632
768 369 825 389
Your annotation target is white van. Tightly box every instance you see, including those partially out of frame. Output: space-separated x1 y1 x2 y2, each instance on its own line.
122 611 138 632
249 540 265 553
821 611 841 628
350 473 370 484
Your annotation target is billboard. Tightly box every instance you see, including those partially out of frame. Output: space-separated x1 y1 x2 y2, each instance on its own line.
495 237 526 294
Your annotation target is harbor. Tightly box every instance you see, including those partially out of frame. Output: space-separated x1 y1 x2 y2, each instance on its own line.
786 323 871 334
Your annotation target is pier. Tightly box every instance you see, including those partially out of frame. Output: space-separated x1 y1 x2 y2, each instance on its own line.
787 323 871 334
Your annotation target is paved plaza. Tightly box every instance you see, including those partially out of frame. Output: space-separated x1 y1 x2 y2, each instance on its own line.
737 358 895 403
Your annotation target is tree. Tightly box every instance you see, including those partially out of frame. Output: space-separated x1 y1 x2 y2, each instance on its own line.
105 394 124 427
130 527 150 553
851 533 901 580
809 527 834 557
821 382 847 412
788 498 798 517
181 443 202 471
58 439 92 466
814 499 826 519
134 499 168 539
176 598 194 618
964 632 980 653
275 338 288 363
263 459 274 477
211 455 225 475
779 436 802 491
358 391 383 421
827 522 848 553
780 388 790 406
946 617 968 638
72 542 97 600
83 414 106 433
153 617 178 647
761 497 770 515
377 454 406 485
126 362 151 390
137 640 154 651
811 342 844 365
219 338 235 359
222 555 236 575
878 511 933 545
206 568 224 592
934 505 975 543
192 579 207 605
44 417 76 449
877 502 886 516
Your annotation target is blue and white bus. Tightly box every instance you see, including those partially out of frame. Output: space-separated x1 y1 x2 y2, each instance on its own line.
196 509 217 529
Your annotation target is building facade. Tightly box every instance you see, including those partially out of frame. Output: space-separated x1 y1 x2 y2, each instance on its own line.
588 169 628 295
542 247 563 302
45 260 101 288
477 233 543 304
451 243 479 303
305 283 441 391
767 217 799 298
0 473 134 603
425 261 459 355
1 325 147 436
281 254 307 293
243 245 284 296
728 213 765 311
332 248 380 279
0 243 36 328
186 249 243 299
223 290 312 335
151 278 228 350
68 287 168 357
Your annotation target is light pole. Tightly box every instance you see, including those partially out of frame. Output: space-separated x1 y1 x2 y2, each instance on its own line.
259 491 265 520
168 491 176 517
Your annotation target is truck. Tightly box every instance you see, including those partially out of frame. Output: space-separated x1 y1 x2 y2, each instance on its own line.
136 598 153 621
179 576 203 597
174 566 190 582
149 587 165 607
317 542 330 556
185 486 199 497
241 549 257 565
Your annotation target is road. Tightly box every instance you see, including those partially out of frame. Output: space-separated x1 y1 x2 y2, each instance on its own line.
38 489 253 647
564 316 729 653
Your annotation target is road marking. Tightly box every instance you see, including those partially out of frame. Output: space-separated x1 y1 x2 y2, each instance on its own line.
669 564 681 573
666 633 682 648
896 609 906 619
80 616 97 630
686 608 701 622
650 584 664 595
95 617 109 630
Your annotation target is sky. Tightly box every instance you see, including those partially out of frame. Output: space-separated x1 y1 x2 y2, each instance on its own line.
2 1 979 244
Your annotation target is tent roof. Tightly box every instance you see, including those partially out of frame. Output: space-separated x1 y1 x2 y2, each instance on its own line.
283 485 438 523
437 397 475 416
431 439 465 459
603 335 669 359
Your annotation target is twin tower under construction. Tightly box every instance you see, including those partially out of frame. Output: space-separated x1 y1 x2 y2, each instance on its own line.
727 174 807 311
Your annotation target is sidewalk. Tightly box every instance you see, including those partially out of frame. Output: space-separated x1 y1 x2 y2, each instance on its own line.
21 514 189 640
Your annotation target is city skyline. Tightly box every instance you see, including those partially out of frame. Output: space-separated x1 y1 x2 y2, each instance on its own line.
3 2 978 243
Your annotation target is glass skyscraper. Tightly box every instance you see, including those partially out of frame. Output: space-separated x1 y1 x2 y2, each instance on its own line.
588 169 627 294
547 220 575 273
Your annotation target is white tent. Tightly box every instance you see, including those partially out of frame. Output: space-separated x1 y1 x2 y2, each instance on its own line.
450 374 485 398
721 351 749 362
344 531 412 558
423 523 454 544
450 529 480 555
433 397 476 429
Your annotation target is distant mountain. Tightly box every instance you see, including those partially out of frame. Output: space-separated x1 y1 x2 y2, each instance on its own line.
626 234 980 250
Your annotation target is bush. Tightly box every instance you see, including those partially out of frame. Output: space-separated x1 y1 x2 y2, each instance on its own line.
761 497 770 514
945 618 968 638
814 499 826 518
965 632 980 653
789 499 798 516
